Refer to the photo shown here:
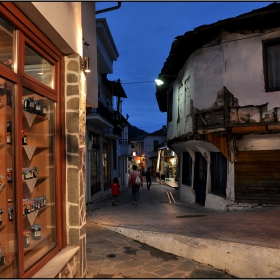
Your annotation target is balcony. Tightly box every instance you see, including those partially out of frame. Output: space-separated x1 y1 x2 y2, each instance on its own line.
118 139 131 157
87 99 114 128
103 127 122 140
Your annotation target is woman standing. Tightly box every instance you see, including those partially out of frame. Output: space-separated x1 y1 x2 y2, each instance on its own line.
128 165 143 204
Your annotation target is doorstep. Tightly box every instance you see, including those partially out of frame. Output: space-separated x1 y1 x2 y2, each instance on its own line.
32 246 79 278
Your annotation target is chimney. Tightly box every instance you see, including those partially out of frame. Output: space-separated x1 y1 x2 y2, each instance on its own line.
162 125 167 136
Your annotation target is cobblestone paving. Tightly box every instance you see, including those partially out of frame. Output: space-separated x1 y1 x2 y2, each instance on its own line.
86 221 236 279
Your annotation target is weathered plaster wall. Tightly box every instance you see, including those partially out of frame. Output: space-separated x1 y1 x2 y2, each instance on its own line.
237 134 280 151
65 54 87 278
168 29 280 141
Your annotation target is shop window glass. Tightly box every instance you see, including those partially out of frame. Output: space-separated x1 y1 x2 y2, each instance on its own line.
24 45 54 89
0 77 17 278
0 16 15 71
22 88 57 271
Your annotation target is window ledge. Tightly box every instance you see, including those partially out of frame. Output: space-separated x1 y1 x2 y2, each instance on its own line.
32 246 79 278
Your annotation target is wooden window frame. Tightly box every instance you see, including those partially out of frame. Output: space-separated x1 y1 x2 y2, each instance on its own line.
0 2 65 278
182 152 192 186
210 152 227 197
263 37 280 92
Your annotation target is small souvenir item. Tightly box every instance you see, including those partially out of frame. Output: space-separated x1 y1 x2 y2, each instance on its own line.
31 224 41 240
32 166 39 178
7 169 12 183
22 130 28 145
29 97 35 113
35 100 42 115
23 97 30 111
8 206 13 222
41 100 47 117
23 231 31 248
0 250 5 266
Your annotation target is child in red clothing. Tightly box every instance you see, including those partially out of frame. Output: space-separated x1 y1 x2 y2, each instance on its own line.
110 177 120 206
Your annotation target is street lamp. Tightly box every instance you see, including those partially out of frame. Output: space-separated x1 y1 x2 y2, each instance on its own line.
155 74 177 86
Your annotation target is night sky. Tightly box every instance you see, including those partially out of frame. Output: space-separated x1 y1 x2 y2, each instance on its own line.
95 1 270 133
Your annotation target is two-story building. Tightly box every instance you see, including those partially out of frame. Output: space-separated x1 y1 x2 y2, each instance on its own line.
155 3 280 210
86 18 130 205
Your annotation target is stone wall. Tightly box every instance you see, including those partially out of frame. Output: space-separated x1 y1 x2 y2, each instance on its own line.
64 54 87 278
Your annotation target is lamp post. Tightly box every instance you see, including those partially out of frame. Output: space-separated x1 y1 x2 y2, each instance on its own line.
155 74 177 86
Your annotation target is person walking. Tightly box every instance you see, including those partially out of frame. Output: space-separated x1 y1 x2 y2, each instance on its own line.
145 167 152 190
110 177 120 206
128 165 143 204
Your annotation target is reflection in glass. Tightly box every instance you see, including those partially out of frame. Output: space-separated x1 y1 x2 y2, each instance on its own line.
0 77 17 277
0 16 15 71
24 45 54 89
22 88 56 271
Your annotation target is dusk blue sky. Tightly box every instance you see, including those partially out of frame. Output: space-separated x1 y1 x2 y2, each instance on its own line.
95 1 270 133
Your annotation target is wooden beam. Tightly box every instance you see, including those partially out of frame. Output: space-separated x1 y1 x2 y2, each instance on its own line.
232 126 266 133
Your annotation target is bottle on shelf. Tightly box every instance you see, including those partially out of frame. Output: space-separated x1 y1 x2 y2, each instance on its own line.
6 121 12 144
21 130 28 145
23 231 31 248
7 206 13 222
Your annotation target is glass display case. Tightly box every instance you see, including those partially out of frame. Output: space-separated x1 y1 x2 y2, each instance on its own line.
0 11 60 277
21 88 57 272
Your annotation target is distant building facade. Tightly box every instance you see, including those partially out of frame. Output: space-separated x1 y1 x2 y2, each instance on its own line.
156 3 280 210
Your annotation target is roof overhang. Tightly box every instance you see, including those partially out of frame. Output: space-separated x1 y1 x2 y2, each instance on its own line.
155 3 280 111
103 78 127 98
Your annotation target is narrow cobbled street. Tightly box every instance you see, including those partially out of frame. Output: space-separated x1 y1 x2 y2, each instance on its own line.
86 221 235 278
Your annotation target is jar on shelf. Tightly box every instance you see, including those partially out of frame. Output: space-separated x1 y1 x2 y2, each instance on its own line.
23 231 31 248
7 168 12 183
31 224 41 240
35 100 42 115
29 97 35 113
0 250 5 266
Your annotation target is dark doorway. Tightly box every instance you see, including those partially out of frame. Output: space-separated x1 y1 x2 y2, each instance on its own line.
194 153 207 205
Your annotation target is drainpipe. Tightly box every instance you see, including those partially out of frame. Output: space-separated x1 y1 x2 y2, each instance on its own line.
96 2 122 14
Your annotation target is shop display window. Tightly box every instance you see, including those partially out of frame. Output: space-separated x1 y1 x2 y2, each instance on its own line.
0 17 14 71
0 78 17 278
22 88 57 271
24 44 55 89
0 9 62 278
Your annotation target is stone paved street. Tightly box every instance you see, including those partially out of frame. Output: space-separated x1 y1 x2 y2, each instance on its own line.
86 220 235 279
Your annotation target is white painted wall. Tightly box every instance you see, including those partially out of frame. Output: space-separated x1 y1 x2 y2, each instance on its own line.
168 29 280 141
32 2 83 55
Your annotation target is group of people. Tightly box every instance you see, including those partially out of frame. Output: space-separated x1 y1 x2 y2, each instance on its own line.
110 165 152 206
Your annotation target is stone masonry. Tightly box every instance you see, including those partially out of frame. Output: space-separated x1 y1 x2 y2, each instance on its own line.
64 54 87 278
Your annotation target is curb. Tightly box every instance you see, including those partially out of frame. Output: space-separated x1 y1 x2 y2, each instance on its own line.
101 224 280 279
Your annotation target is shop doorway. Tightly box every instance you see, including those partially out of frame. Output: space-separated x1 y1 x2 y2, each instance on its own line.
194 152 207 205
